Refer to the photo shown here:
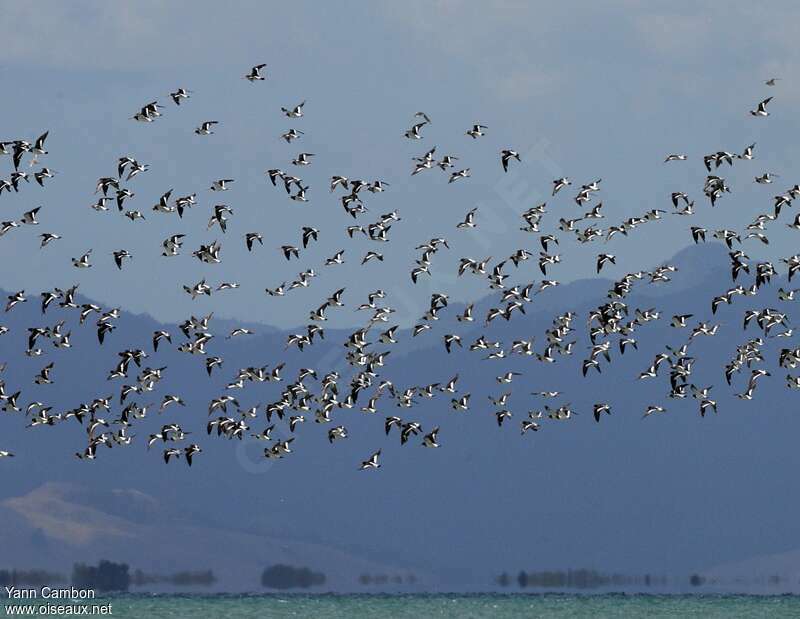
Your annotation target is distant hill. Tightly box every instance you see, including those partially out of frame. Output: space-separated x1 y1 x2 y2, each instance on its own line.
0 482 412 592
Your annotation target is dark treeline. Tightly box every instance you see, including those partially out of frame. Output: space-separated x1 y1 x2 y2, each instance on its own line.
261 564 326 589
131 569 216 587
0 569 65 587
358 573 418 586
72 560 130 592
497 569 668 589
1 564 216 592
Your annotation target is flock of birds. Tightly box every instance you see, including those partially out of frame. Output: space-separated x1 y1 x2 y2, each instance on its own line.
0 67 797 471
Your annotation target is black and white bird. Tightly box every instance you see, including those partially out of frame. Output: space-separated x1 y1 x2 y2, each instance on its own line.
112 249 132 270
750 97 773 117
281 101 306 118
593 403 611 423
500 149 521 172
195 121 218 135
448 168 471 183
210 179 234 191
404 120 428 140
184 444 202 466
552 177 571 195
596 254 616 273
19 207 41 225
245 232 263 252
281 129 304 143
292 152 315 166
170 88 192 105
466 124 487 138
72 250 93 268
38 233 61 248
34 168 56 186
244 64 267 82
457 207 478 229
360 450 381 470
422 427 439 448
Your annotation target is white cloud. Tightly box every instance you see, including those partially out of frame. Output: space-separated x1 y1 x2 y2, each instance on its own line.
2 1 302 71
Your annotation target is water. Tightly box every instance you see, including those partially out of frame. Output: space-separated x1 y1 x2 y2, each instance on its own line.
5 593 800 618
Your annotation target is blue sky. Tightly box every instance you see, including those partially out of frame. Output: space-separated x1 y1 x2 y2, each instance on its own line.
5 3 800 585
1 1 799 327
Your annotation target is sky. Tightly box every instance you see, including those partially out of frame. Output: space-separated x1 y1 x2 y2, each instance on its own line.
1 1 800 328
4 2 800 588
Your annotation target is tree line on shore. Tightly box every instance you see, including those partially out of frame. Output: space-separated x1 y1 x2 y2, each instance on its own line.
260 564 326 589
496 569 668 589
0 562 217 592
358 573 418 586
0 569 65 588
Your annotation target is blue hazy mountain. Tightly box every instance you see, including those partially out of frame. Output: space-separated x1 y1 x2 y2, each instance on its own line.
1 241 800 591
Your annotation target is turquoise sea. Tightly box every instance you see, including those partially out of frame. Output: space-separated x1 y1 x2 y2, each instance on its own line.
5 594 800 618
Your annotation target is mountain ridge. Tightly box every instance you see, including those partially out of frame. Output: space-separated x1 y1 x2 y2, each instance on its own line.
2 240 800 590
